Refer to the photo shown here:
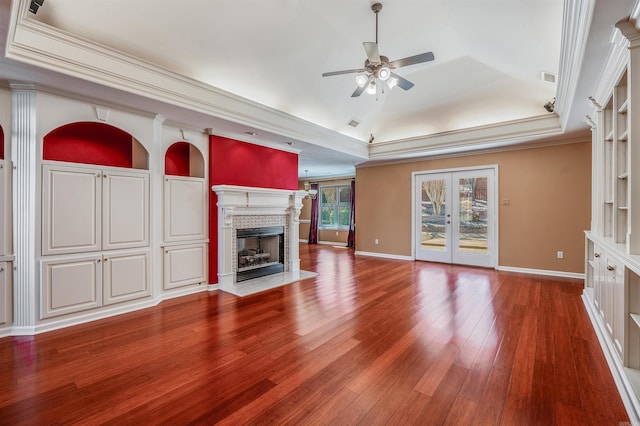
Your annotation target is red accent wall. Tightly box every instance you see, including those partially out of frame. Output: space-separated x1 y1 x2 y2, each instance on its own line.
209 135 298 283
165 142 191 176
43 122 133 168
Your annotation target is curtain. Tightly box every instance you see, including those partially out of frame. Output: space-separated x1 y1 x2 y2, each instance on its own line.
308 182 319 244
347 179 355 248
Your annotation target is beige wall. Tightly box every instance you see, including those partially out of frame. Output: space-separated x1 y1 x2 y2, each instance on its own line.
355 141 591 273
299 178 353 245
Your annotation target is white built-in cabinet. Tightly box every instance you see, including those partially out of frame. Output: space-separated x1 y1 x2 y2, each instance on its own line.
584 18 640 422
40 162 151 318
42 164 149 255
164 176 207 243
163 243 207 290
162 143 208 291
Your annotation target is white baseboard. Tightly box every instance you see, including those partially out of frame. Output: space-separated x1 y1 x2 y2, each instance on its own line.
4 285 211 337
496 265 584 280
354 250 413 261
161 284 209 300
299 239 348 247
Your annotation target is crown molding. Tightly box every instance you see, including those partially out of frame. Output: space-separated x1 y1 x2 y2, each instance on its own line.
368 114 563 160
358 131 590 169
588 17 640 119
5 1 368 159
555 0 596 130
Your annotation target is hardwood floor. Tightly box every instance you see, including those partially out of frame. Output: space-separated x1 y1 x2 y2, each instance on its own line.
0 244 629 425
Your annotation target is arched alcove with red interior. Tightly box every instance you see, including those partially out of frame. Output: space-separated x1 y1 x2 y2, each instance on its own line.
165 141 205 177
43 121 148 169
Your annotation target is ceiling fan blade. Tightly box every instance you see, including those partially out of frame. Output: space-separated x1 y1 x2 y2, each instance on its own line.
351 75 375 97
322 68 365 77
391 72 414 90
363 42 381 64
390 51 435 68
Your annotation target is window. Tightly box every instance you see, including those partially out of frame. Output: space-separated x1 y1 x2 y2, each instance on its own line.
320 185 351 229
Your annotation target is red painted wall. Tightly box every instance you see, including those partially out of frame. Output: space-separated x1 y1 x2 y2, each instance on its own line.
43 122 133 168
165 141 191 176
209 135 298 283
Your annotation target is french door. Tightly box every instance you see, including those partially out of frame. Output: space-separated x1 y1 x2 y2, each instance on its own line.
414 167 496 268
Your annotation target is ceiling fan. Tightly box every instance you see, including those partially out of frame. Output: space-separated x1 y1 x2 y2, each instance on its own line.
322 2 435 97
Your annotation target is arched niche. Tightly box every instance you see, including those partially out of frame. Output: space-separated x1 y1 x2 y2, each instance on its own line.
43 121 148 169
165 141 204 177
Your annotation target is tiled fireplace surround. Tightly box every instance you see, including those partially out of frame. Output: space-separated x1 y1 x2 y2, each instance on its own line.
211 185 307 294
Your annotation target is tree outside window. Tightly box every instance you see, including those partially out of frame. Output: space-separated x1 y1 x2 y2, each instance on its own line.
320 185 351 229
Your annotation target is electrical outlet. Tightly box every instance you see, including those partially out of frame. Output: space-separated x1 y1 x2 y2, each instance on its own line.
557 251 564 259
336 231 339 236
375 239 379 245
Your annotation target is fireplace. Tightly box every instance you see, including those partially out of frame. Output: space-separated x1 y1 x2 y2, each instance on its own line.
236 226 284 282
211 184 307 294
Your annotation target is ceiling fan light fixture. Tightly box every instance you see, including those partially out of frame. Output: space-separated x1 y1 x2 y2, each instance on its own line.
378 65 391 81
355 74 368 87
386 76 398 89
366 81 377 95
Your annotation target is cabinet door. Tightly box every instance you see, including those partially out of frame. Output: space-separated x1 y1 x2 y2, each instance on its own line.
163 243 207 290
42 165 101 255
611 257 626 358
103 171 149 250
40 255 102 318
592 246 604 316
0 262 10 325
103 250 150 305
164 176 207 242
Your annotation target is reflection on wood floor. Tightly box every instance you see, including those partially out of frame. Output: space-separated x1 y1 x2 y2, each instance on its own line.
0 244 628 424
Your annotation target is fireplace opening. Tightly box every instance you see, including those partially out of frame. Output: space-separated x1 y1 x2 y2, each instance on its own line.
236 226 285 282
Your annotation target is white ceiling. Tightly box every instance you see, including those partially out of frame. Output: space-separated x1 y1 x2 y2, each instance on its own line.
0 0 636 178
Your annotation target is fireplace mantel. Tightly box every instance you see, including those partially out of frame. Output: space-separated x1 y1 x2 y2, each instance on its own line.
212 185 307 293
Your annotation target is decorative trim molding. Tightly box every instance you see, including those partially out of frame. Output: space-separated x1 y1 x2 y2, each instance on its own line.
1 285 212 337
10 83 37 329
358 132 590 169
354 251 413 261
368 115 563 160
591 25 630 114
556 0 596 130
5 4 369 160
496 265 584 280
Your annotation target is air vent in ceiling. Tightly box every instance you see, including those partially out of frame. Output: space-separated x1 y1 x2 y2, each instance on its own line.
348 119 360 127
541 72 557 84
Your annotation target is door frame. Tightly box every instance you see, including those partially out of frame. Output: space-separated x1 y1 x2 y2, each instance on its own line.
411 165 499 268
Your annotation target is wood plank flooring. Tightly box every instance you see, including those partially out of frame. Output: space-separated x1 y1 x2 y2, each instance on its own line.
0 244 629 424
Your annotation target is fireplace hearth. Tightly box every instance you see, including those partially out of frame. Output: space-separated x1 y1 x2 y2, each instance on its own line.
236 226 284 282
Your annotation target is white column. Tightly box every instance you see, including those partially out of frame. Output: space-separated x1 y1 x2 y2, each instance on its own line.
288 192 305 273
10 82 37 333
217 206 235 290
151 114 165 297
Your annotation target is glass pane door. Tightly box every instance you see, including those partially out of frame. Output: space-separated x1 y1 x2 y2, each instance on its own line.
415 173 452 263
415 168 496 268
457 176 488 254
